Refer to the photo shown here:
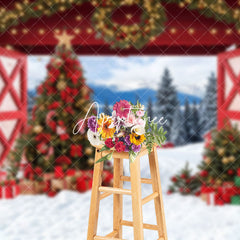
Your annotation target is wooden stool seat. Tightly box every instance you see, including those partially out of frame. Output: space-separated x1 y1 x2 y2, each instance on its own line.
87 145 168 240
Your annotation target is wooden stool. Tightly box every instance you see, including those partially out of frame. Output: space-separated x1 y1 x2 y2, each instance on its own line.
87 145 168 240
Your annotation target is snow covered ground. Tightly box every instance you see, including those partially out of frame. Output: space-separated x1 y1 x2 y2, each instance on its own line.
1 143 240 240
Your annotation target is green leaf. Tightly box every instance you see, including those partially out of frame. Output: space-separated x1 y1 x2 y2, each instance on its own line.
129 151 137 163
99 145 110 152
95 152 113 164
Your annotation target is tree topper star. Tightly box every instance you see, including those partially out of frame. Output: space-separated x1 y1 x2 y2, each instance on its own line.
54 30 75 50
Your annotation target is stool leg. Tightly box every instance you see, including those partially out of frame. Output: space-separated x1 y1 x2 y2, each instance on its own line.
113 158 123 238
148 146 168 240
130 156 144 240
87 150 104 240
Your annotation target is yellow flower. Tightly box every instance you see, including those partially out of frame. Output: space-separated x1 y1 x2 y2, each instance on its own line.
97 115 115 139
129 132 145 145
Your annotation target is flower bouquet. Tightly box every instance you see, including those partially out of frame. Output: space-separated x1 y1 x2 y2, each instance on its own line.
87 100 167 163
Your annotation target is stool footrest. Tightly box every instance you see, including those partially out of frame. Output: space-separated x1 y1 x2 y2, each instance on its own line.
142 192 159 205
120 220 159 231
100 192 112 200
99 186 131 195
120 176 152 184
94 236 126 240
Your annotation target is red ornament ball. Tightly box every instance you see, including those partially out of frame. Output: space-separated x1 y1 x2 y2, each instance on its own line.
200 170 208 178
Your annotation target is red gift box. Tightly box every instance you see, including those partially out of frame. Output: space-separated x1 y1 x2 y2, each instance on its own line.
54 166 64 179
76 175 92 192
0 170 7 182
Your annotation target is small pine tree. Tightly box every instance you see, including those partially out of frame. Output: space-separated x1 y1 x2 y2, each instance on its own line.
183 99 192 143
156 68 178 140
168 163 201 195
199 73 217 135
103 100 112 116
170 103 186 146
147 97 154 121
190 101 201 142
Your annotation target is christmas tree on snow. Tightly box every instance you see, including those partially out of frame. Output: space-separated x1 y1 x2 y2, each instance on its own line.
8 31 97 177
199 72 217 135
156 68 178 141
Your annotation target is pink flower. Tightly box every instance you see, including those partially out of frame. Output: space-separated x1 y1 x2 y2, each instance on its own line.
125 113 136 127
136 110 144 117
135 118 145 126
113 100 131 119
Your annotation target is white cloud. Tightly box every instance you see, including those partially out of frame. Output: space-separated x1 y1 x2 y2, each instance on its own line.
28 55 216 97
90 56 216 97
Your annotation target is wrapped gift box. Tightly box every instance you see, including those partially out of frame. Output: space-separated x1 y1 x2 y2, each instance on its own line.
231 196 240 205
19 180 36 194
234 176 240 187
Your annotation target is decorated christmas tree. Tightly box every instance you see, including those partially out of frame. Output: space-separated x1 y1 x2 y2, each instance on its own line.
8 31 97 178
168 163 201 195
199 124 240 185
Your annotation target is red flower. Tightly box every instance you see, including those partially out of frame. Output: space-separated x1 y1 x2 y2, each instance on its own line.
55 156 71 165
105 138 115 148
171 176 177 182
115 141 125 152
227 169 234 175
48 102 60 110
200 170 208 178
70 145 83 157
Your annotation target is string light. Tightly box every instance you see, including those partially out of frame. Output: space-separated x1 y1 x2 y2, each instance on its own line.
210 28 217 35
75 15 82 21
169 27 177 34
188 28 195 35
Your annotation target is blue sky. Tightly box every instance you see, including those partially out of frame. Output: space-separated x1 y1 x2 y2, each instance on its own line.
28 56 216 97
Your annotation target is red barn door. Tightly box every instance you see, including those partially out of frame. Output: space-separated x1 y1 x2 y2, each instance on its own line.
218 49 240 129
0 48 27 167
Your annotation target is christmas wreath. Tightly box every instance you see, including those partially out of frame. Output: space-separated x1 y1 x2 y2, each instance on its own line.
91 0 166 49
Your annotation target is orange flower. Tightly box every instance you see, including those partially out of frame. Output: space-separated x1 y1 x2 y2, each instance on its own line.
98 115 115 139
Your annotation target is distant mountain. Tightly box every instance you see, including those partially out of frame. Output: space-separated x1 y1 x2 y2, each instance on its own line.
27 85 202 112
89 85 202 106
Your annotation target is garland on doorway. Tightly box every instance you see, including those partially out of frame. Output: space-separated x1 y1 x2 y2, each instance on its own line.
0 0 239 49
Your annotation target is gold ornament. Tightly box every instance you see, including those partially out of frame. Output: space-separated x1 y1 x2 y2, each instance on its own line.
54 29 75 50
204 157 211 164
88 158 94 166
222 157 229 164
217 148 225 156
57 80 67 90
228 156 235 162
33 125 43 134
85 147 93 155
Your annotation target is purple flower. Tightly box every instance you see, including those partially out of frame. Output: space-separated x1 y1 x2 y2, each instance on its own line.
124 145 130 152
87 116 98 132
124 135 131 146
131 144 141 153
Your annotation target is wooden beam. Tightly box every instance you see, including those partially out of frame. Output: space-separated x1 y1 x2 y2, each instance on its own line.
105 230 117 237
142 192 159 205
99 187 131 195
100 192 112 200
120 220 159 231
94 236 126 240
120 176 152 184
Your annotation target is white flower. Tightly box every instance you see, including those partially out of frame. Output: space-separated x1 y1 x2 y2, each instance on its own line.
131 125 145 135
87 129 103 146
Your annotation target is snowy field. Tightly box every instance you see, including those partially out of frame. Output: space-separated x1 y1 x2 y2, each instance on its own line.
1 143 240 240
